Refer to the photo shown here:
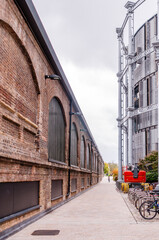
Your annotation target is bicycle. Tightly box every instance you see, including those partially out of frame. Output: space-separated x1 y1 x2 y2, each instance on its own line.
134 191 149 210
128 185 144 205
139 191 159 220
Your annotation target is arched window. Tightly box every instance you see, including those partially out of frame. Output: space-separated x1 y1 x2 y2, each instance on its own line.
95 154 96 171
97 158 99 173
80 136 85 168
87 144 90 169
96 155 97 171
92 152 94 170
48 98 65 162
71 123 78 166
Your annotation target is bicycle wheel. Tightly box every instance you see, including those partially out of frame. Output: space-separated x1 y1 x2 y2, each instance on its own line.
139 201 157 220
135 197 141 209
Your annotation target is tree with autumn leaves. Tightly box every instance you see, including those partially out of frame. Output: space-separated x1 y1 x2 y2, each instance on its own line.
112 168 118 181
104 162 109 175
104 162 118 181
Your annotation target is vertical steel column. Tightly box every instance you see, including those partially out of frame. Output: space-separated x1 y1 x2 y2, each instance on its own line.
127 6 134 166
158 0 159 38
116 28 123 181
157 0 159 184
158 63 159 184
124 70 128 167
153 0 159 187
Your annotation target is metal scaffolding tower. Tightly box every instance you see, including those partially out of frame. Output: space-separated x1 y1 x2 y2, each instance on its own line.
116 0 147 181
117 0 159 188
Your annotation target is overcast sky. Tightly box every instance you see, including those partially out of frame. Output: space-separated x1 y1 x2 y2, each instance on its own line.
32 0 157 163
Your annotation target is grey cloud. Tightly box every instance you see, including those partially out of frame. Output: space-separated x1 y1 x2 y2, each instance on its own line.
33 0 156 71
33 0 127 71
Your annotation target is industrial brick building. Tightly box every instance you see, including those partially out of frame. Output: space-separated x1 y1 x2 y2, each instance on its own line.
0 0 104 238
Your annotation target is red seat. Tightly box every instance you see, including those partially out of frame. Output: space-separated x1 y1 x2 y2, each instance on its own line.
124 170 146 183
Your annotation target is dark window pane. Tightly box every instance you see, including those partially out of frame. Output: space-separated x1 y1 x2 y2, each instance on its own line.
80 136 85 168
0 183 13 218
51 180 63 200
13 182 39 213
139 81 143 107
87 178 90 186
71 123 78 166
87 145 90 169
0 181 39 219
71 179 77 192
48 98 65 162
134 85 139 109
81 178 84 188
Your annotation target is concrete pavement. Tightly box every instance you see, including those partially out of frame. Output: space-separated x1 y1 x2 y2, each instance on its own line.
8 177 159 240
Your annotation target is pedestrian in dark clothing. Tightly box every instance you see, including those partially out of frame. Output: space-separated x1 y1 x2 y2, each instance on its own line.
108 175 110 182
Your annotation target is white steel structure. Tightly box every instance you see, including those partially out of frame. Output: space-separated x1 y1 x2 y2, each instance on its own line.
116 0 159 182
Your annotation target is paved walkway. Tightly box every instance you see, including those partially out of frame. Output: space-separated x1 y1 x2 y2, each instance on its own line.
8 177 159 240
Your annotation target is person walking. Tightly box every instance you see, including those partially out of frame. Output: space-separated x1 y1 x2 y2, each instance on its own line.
108 175 110 182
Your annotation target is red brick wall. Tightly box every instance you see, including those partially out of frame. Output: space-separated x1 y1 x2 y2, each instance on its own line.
0 0 103 233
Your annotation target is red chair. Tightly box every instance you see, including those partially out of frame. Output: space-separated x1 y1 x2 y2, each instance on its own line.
124 170 146 183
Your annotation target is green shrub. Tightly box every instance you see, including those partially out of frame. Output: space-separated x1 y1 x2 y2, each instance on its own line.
113 175 118 182
146 171 158 183
138 151 158 183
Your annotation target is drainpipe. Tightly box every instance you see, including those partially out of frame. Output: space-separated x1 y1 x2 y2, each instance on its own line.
90 141 93 185
67 99 72 197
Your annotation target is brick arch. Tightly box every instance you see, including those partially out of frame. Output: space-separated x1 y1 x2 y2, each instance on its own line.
0 20 40 123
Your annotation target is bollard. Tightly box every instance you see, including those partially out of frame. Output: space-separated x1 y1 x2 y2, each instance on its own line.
121 183 129 193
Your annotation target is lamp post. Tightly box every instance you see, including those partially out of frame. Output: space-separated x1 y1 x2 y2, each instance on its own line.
86 139 93 185
45 74 61 80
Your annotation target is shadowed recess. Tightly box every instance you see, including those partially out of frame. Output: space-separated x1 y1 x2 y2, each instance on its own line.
31 230 60 236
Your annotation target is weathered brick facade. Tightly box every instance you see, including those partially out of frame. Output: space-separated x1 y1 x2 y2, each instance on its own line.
0 0 104 237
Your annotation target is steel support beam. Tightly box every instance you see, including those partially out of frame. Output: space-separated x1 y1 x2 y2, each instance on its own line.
116 29 123 181
124 73 128 167
133 0 146 10
127 8 133 166
131 47 154 64
119 14 129 37
157 62 159 184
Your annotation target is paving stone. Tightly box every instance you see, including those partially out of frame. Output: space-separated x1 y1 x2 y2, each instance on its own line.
8 177 159 240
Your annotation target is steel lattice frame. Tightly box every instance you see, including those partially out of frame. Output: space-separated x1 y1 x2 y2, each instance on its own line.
115 0 159 182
